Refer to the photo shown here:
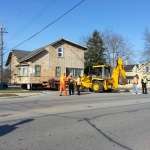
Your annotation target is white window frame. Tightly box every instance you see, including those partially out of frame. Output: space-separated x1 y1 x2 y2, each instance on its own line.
34 65 41 77
55 66 61 77
23 68 27 76
17 68 21 76
17 67 28 76
58 47 63 57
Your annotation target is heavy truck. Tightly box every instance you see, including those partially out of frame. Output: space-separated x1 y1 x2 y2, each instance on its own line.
80 58 128 93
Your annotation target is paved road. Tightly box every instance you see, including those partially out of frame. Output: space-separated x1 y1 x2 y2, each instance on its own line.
0 91 150 150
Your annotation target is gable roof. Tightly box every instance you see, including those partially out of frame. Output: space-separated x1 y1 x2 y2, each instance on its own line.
5 49 32 66
138 61 150 71
5 38 87 66
19 38 87 62
124 64 138 71
19 47 45 63
49 38 87 50
13 49 32 60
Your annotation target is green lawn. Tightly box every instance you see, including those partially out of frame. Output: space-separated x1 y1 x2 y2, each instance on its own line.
0 89 43 97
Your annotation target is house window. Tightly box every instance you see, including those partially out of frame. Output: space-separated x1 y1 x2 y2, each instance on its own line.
34 65 41 76
66 68 83 77
23 68 27 76
145 66 150 72
17 67 28 76
55 67 61 77
58 47 63 57
17 68 21 76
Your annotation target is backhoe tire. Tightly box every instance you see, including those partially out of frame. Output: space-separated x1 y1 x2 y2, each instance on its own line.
92 81 103 93
106 89 113 93
89 88 93 92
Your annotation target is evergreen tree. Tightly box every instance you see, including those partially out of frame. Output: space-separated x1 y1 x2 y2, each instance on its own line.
84 30 106 70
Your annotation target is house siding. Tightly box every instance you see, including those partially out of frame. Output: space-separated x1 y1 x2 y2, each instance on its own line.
10 54 20 84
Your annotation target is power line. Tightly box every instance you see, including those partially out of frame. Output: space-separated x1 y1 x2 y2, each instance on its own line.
2 0 21 24
3 0 85 55
5 0 58 46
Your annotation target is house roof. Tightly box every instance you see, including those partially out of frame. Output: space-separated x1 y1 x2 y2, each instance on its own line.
49 38 87 50
5 49 32 66
138 61 150 71
19 47 45 62
126 76 134 79
124 64 138 71
13 49 32 59
19 38 87 62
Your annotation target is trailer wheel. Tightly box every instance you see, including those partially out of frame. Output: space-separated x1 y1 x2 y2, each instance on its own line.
56 85 60 91
92 81 103 93
21 84 27 89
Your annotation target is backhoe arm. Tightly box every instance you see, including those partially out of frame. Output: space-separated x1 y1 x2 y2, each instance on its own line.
111 58 128 89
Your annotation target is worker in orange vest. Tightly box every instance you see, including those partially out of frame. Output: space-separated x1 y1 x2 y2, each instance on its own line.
59 72 68 96
132 74 140 94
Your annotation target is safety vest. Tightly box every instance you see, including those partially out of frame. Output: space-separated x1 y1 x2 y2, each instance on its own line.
132 76 138 84
68 76 74 83
60 74 66 84
142 77 148 83
76 77 81 85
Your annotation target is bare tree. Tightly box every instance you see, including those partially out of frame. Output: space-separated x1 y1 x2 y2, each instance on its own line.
79 35 89 46
2 68 11 83
101 28 133 66
80 28 134 67
142 27 150 62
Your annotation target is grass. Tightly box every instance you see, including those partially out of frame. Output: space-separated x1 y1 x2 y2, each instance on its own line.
0 89 43 97
0 93 19 97
0 89 43 93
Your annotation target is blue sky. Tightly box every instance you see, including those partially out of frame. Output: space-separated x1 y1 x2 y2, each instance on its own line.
0 0 150 66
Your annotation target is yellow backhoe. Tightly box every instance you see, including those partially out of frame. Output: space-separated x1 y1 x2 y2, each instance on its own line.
80 58 128 93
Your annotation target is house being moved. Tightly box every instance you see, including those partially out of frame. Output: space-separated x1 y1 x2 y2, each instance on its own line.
5 38 87 89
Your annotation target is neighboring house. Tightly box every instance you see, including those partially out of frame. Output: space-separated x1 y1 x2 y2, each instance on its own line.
122 62 150 88
138 61 150 88
124 64 139 84
5 38 87 89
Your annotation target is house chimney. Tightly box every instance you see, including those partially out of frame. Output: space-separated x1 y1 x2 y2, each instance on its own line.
125 60 128 65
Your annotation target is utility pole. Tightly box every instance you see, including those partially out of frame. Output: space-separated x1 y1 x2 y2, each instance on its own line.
0 25 8 82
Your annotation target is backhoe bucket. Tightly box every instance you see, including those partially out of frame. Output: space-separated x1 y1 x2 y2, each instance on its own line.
119 75 128 85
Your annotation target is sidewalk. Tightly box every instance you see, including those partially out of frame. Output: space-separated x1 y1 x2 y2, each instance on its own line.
0 89 148 100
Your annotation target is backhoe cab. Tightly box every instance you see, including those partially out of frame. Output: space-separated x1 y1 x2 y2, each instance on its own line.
81 58 128 93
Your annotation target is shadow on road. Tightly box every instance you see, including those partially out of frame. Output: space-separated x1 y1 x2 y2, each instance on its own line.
0 119 34 137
